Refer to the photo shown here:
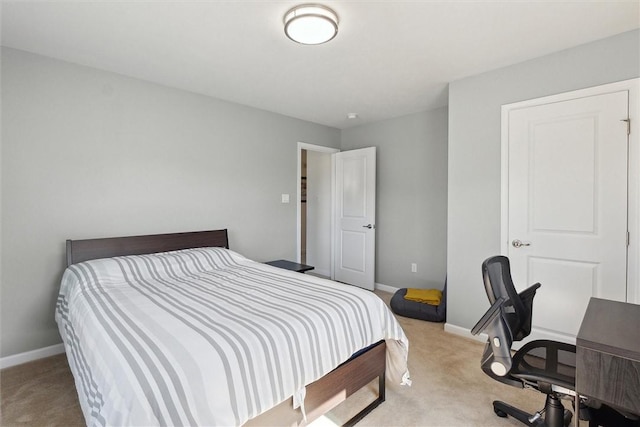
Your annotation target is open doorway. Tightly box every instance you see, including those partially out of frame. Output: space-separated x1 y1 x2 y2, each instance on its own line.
297 143 339 278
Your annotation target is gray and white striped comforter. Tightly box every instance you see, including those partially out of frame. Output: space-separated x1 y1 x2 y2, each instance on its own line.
55 247 410 426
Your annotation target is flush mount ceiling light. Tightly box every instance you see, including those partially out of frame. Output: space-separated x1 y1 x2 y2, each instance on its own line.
284 4 339 45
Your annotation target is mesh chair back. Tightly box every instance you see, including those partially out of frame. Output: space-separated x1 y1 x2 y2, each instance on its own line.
482 256 531 342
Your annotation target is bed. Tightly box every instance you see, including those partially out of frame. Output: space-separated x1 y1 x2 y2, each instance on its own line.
56 229 410 426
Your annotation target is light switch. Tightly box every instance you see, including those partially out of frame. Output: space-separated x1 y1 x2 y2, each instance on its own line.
281 194 290 204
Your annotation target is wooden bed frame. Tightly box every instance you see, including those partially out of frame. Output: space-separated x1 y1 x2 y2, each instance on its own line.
65 229 386 426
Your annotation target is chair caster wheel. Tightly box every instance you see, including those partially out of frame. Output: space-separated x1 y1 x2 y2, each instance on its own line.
494 407 508 418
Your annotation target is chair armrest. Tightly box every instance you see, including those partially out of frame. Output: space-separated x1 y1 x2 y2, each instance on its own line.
518 282 541 310
471 297 505 335
516 282 541 339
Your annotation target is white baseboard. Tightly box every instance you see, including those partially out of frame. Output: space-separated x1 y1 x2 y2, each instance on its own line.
0 343 65 369
375 282 400 293
444 323 488 343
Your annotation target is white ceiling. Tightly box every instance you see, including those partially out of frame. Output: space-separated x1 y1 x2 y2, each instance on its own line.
2 1 639 129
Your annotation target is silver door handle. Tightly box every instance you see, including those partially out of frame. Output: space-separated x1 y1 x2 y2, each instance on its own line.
363 224 375 229
512 239 531 248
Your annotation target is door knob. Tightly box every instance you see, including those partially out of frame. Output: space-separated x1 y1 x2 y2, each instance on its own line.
363 224 375 229
512 239 531 248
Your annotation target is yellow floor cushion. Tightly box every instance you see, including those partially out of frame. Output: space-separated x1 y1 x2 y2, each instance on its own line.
404 288 443 306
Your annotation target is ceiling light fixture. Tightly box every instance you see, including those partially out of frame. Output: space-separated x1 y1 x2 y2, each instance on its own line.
284 4 339 45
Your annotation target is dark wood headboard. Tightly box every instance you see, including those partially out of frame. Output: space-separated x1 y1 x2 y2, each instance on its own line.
66 229 229 267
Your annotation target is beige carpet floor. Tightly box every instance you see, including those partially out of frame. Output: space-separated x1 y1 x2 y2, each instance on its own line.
0 290 584 426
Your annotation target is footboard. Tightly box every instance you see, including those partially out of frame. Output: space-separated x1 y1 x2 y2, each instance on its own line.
304 340 386 426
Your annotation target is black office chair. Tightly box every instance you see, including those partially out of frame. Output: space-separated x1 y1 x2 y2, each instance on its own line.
471 255 578 427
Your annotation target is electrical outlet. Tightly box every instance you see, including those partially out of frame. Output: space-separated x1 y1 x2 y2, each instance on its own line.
411 263 417 273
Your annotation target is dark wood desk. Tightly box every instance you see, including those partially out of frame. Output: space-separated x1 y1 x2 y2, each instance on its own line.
264 259 315 274
576 297 640 416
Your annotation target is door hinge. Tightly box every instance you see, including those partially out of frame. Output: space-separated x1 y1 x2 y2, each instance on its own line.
627 231 630 247
621 118 631 136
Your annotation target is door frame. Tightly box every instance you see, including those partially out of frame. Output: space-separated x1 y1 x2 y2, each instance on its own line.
296 142 340 276
500 78 640 303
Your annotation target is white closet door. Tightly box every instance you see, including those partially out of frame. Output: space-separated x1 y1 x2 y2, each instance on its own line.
507 90 629 343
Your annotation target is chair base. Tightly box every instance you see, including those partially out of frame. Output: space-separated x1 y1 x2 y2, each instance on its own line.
493 394 572 427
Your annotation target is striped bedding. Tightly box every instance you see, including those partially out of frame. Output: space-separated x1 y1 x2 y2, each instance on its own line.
55 247 410 426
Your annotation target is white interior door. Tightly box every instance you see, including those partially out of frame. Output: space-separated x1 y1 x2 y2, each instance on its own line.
506 90 629 344
333 147 376 290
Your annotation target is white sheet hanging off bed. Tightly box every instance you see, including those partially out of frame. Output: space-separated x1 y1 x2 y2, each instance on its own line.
56 247 409 426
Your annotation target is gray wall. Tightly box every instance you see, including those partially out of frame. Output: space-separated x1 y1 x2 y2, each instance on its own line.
6 29 637 359
341 108 448 289
0 48 341 357
447 29 640 332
